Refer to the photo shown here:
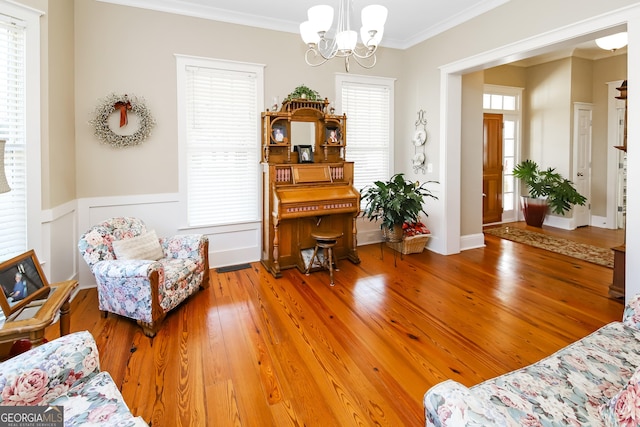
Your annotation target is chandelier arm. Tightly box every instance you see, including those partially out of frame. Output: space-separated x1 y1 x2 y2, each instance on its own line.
351 44 378 59
349 52 377 69
305 47 331 67
317 38 339 60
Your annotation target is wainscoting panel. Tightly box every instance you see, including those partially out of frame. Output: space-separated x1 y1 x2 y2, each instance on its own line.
41 200 78 285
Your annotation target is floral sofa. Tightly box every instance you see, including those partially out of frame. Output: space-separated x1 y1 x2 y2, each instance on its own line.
0 331 147 426
425 294 640 426
78 217 209 337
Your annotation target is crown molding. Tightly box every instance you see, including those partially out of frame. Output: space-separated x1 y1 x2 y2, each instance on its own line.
97 0 510 50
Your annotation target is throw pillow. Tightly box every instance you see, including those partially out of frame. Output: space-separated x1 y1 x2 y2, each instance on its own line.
600 369 640 426
112 230 164 261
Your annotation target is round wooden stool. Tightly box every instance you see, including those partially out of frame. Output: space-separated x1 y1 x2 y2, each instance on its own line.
305 230 343 286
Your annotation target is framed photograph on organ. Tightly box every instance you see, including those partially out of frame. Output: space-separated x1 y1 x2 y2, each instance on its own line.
295 145 314 163
272 125 287 143
0 250 50 318
325 126 341 144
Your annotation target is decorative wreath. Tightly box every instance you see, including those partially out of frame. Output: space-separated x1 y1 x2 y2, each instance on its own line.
90 93 155 148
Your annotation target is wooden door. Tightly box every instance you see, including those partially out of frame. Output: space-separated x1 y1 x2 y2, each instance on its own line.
483 113 503 224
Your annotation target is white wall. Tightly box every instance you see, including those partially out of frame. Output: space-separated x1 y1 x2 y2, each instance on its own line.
526 59 573 175
626 15 640 299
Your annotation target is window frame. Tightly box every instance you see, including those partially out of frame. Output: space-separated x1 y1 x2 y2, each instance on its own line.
176 55 264 230
0 3 42 262
334 73 395 193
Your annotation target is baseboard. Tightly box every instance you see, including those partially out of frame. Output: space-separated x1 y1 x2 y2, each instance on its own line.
357 229 384 245
461 233 485 251
590 215 612 229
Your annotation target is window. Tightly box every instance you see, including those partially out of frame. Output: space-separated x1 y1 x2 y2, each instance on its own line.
502 119 517 213
335 74 394 193
177 56 264 228
483 93 517 111
0 7 38 261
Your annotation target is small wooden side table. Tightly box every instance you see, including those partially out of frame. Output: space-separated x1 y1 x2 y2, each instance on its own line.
0 280 78 356
610 245 626 299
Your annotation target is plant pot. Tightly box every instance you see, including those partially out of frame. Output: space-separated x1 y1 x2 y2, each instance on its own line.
382 224 403 242
521 196 548 227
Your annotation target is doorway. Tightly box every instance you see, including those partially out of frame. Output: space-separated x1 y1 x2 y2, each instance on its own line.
437 9 634 257
482 86 522 225
483 113 503 224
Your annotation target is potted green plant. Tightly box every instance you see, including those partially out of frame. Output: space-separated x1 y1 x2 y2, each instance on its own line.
512 159 586 227
360 173 437 241
284 85 321 102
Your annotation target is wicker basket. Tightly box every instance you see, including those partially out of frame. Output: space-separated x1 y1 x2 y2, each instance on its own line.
386 234 431 255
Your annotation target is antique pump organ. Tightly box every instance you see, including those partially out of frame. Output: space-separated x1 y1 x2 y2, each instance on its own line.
261 98 360 277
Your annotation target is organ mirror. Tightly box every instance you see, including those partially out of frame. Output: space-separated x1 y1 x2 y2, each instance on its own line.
291 121 316 149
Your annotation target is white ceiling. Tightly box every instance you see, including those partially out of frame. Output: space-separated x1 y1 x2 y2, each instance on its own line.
99 0 626 64
98 0 511 50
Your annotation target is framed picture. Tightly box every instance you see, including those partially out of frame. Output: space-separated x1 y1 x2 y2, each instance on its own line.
325 127 341 144
0 250 50 318
295 145 314 163
272 126 287 143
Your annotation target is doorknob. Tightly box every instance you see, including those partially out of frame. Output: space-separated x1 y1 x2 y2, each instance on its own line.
577 172 584 177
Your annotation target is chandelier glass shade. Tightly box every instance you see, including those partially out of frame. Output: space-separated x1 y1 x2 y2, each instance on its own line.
595 32 628 51
300 0 388 71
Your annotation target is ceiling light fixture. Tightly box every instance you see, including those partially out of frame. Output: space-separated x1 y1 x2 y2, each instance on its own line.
595 32 628 51
300 0 387 72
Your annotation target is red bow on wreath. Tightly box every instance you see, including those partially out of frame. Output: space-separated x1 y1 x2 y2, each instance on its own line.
113 100 132 127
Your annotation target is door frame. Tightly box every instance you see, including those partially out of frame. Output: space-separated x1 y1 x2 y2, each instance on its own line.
482 85 523 224
438 6 637 256
606 80 627 230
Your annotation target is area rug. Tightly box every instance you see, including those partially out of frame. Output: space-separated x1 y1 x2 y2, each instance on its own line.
484 226 614 268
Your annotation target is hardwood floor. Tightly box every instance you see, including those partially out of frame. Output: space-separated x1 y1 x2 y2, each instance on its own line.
45 224 625 426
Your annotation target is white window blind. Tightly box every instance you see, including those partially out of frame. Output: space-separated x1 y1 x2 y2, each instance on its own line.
184 64 260 227
0 14 26 260
340 79 392 193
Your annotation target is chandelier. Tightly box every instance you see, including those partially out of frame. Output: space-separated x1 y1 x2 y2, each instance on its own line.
299 0 388 72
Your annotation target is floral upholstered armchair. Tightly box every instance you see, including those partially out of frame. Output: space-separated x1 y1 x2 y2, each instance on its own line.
78 217 209 337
